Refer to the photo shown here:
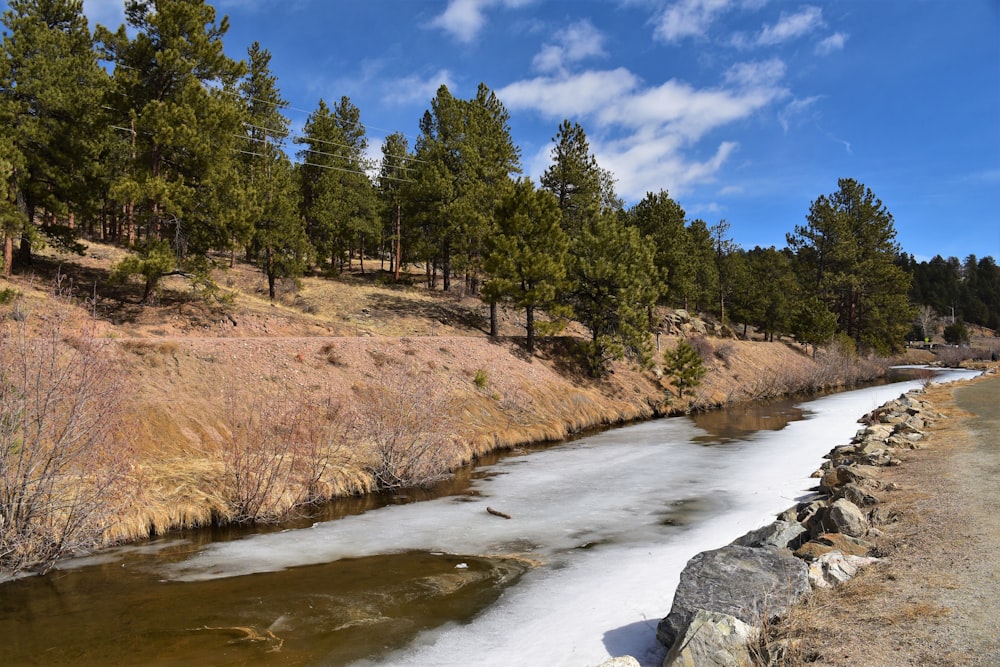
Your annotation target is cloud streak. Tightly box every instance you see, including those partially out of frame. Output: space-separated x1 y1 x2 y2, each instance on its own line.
428 0 536 43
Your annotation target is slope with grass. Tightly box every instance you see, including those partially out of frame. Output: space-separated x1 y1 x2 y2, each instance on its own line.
1 244 902 560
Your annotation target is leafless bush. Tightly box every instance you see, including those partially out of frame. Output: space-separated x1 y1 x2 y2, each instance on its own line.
688 335 715 361
350 363 458 490
714 342 736 365
218 395 353 523
934 346 988 368
0 296 134 575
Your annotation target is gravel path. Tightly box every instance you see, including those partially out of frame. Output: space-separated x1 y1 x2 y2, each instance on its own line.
776 372 1000 666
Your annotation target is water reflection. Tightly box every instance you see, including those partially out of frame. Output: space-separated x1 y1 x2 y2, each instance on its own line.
691 396 810 444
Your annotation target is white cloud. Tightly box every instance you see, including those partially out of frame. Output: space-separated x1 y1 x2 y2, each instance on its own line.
756 6 823 46
815 32 848 55
654 0 733 43
383 69 458 106
497 68 641 119
505 58 787 200
532 20 606 73
428 0 535 43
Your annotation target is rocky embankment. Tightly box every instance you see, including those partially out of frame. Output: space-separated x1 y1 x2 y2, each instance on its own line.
635 374 989 667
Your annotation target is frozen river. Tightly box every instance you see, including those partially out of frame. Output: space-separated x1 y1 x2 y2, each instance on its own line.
0 368 979 666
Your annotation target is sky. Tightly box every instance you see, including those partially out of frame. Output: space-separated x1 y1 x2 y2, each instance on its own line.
51 1 1000 260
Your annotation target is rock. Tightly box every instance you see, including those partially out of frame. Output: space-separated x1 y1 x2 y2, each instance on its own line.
656 545 810 649
674 309 691 323
595 657 640 667
834 483 880 508
807 552 880 588
816 498 869 537
796 499 826 528
662 610 757 667
732 520 808 550
794 533 873 560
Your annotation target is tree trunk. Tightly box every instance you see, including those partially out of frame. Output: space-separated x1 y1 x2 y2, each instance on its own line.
490 300 497 337
266 246 275 300
3 233 12 276
394 205 401 282
526 305 535 354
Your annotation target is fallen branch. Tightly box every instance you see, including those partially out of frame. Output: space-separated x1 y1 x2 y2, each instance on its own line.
487 507 512 519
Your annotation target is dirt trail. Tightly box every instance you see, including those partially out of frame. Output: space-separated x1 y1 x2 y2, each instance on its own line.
777 373 1000 666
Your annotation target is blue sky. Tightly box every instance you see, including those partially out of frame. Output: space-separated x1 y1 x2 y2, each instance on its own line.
73 1 1000 261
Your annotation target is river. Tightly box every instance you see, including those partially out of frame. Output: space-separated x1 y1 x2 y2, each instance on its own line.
0 368 979 666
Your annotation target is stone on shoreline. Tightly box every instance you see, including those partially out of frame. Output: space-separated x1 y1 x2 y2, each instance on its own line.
662 610 756 667
656 545 810 650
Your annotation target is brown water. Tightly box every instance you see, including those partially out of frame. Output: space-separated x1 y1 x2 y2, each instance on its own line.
0 384 898 666
0 545 528 666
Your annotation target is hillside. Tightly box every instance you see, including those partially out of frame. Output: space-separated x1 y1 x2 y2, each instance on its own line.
0 243 940 563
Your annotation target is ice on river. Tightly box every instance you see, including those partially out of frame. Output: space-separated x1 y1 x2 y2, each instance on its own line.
162 369 979 667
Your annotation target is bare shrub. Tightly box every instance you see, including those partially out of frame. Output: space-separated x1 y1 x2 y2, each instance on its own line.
934 345 988 367
0 297 134 575
218 395 353 523
350 363 458 490
688 335 715 361
714 341 736 365
319 342 344 366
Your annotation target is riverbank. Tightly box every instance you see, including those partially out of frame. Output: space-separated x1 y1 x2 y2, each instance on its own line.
0 249 937 575
761 370 1000 665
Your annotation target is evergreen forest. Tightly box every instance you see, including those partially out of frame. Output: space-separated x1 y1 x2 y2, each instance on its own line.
2 0 997 372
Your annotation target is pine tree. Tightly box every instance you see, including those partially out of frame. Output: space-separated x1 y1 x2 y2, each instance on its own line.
628 190 689 305
540 120 602 236
408 83 520 291
568 210 658 375
376 132 411 281
1 0 106 266
684 219 719 312
238 42 308 299
481 179 568 352
663 339 706 399
297 97 377 273
788 178 913 353
97 0 245 255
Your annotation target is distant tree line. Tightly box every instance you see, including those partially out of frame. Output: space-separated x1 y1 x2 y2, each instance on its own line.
1 0 995 372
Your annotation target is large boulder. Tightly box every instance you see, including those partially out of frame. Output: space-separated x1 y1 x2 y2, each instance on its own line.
817 498 869 537
656 545 810 649
732 520 808 550
662 610 757 667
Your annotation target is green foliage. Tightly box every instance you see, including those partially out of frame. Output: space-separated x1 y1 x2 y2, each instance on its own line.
407 83 521 291
663 339 707 399
943 320 970 345
297 96 378 273
540 120 602 235
97 0 246 256
792 295 839 353
788 178 912 353
110 239 175 303
908 254 1000 332
0 287 20 304
473 368 489 389
1 0 106 263
628 190 688 304
482 179 569 353
568 211 658 376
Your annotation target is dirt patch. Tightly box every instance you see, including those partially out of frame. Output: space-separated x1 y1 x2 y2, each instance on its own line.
771 373 1000 666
